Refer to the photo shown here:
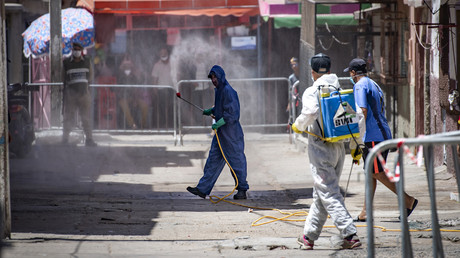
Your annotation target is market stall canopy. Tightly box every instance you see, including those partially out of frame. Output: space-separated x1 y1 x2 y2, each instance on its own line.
93 0 260 16
259 0 301 29
22 7 95 58
259 1 370 29
259 0 300 16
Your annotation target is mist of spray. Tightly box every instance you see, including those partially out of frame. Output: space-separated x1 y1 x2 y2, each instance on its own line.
169 35 267 129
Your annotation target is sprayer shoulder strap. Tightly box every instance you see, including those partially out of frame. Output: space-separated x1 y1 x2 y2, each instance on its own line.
315 84 337 141
303 127 327 141
314 84 345 142
314 116 323 133
315 86 325 139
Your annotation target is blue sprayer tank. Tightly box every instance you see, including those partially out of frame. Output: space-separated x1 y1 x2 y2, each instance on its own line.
318 88 360 142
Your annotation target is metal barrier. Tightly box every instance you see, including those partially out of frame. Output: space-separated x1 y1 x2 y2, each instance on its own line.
26 82 177 140
25 82 63 130
90 84 176 138
364 131 460 258
176 77 290 145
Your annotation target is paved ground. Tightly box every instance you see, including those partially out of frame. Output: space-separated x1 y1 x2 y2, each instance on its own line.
2 131 460 257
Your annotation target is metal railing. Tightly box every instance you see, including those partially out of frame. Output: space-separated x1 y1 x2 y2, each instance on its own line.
26 82 177 139
176 77 290 145
24 82 63 129
90 84 177 137
27 77 294 146
364 131 460 258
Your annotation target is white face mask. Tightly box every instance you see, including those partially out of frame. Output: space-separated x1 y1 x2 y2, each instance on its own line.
124 70 131 76
161 56 168 61
72 50 82 58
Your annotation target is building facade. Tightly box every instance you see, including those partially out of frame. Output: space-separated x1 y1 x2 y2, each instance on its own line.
300 0 458 171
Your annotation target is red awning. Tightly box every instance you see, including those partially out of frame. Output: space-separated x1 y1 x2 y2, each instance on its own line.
94 0 260 17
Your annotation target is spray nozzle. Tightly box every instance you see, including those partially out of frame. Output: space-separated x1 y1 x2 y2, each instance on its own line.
176 92 182 98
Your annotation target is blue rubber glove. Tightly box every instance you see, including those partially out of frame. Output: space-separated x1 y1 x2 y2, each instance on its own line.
203 108 213 116
212 118 226 130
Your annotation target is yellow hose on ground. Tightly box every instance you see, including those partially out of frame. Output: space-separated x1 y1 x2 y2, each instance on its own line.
209 129 460 233
208 129 309 225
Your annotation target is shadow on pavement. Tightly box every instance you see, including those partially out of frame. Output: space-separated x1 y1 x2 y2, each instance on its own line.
9 143 311 236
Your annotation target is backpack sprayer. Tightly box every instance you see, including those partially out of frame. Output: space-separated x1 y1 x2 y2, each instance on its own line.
318 85 364 200
316 86 360 142
292 85 363 199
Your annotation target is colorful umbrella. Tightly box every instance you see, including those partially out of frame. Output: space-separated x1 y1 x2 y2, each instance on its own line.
22 7 95 58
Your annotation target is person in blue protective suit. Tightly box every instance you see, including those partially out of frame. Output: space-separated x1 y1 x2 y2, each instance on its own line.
291 54 362 250
187 65 249 200
344 58 418 222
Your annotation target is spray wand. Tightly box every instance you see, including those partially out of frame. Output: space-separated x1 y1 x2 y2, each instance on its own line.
176 92 215 119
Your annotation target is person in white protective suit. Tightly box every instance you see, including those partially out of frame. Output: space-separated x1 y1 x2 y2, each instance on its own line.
291 53 363 250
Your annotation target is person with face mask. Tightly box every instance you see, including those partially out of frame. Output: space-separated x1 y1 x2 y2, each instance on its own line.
291 53 361 250
151 47 174 129
187 65 249 200
289 57 300 109
286 57 301 132
116 58 149 129
289 57 300 85
344 58 418 222
62 42 96 146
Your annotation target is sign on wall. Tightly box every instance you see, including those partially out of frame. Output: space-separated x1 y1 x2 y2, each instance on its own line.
231 36 256 50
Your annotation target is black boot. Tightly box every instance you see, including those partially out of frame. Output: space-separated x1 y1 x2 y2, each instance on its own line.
187 186 206 199
85 138 97 147
233 190 247 200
